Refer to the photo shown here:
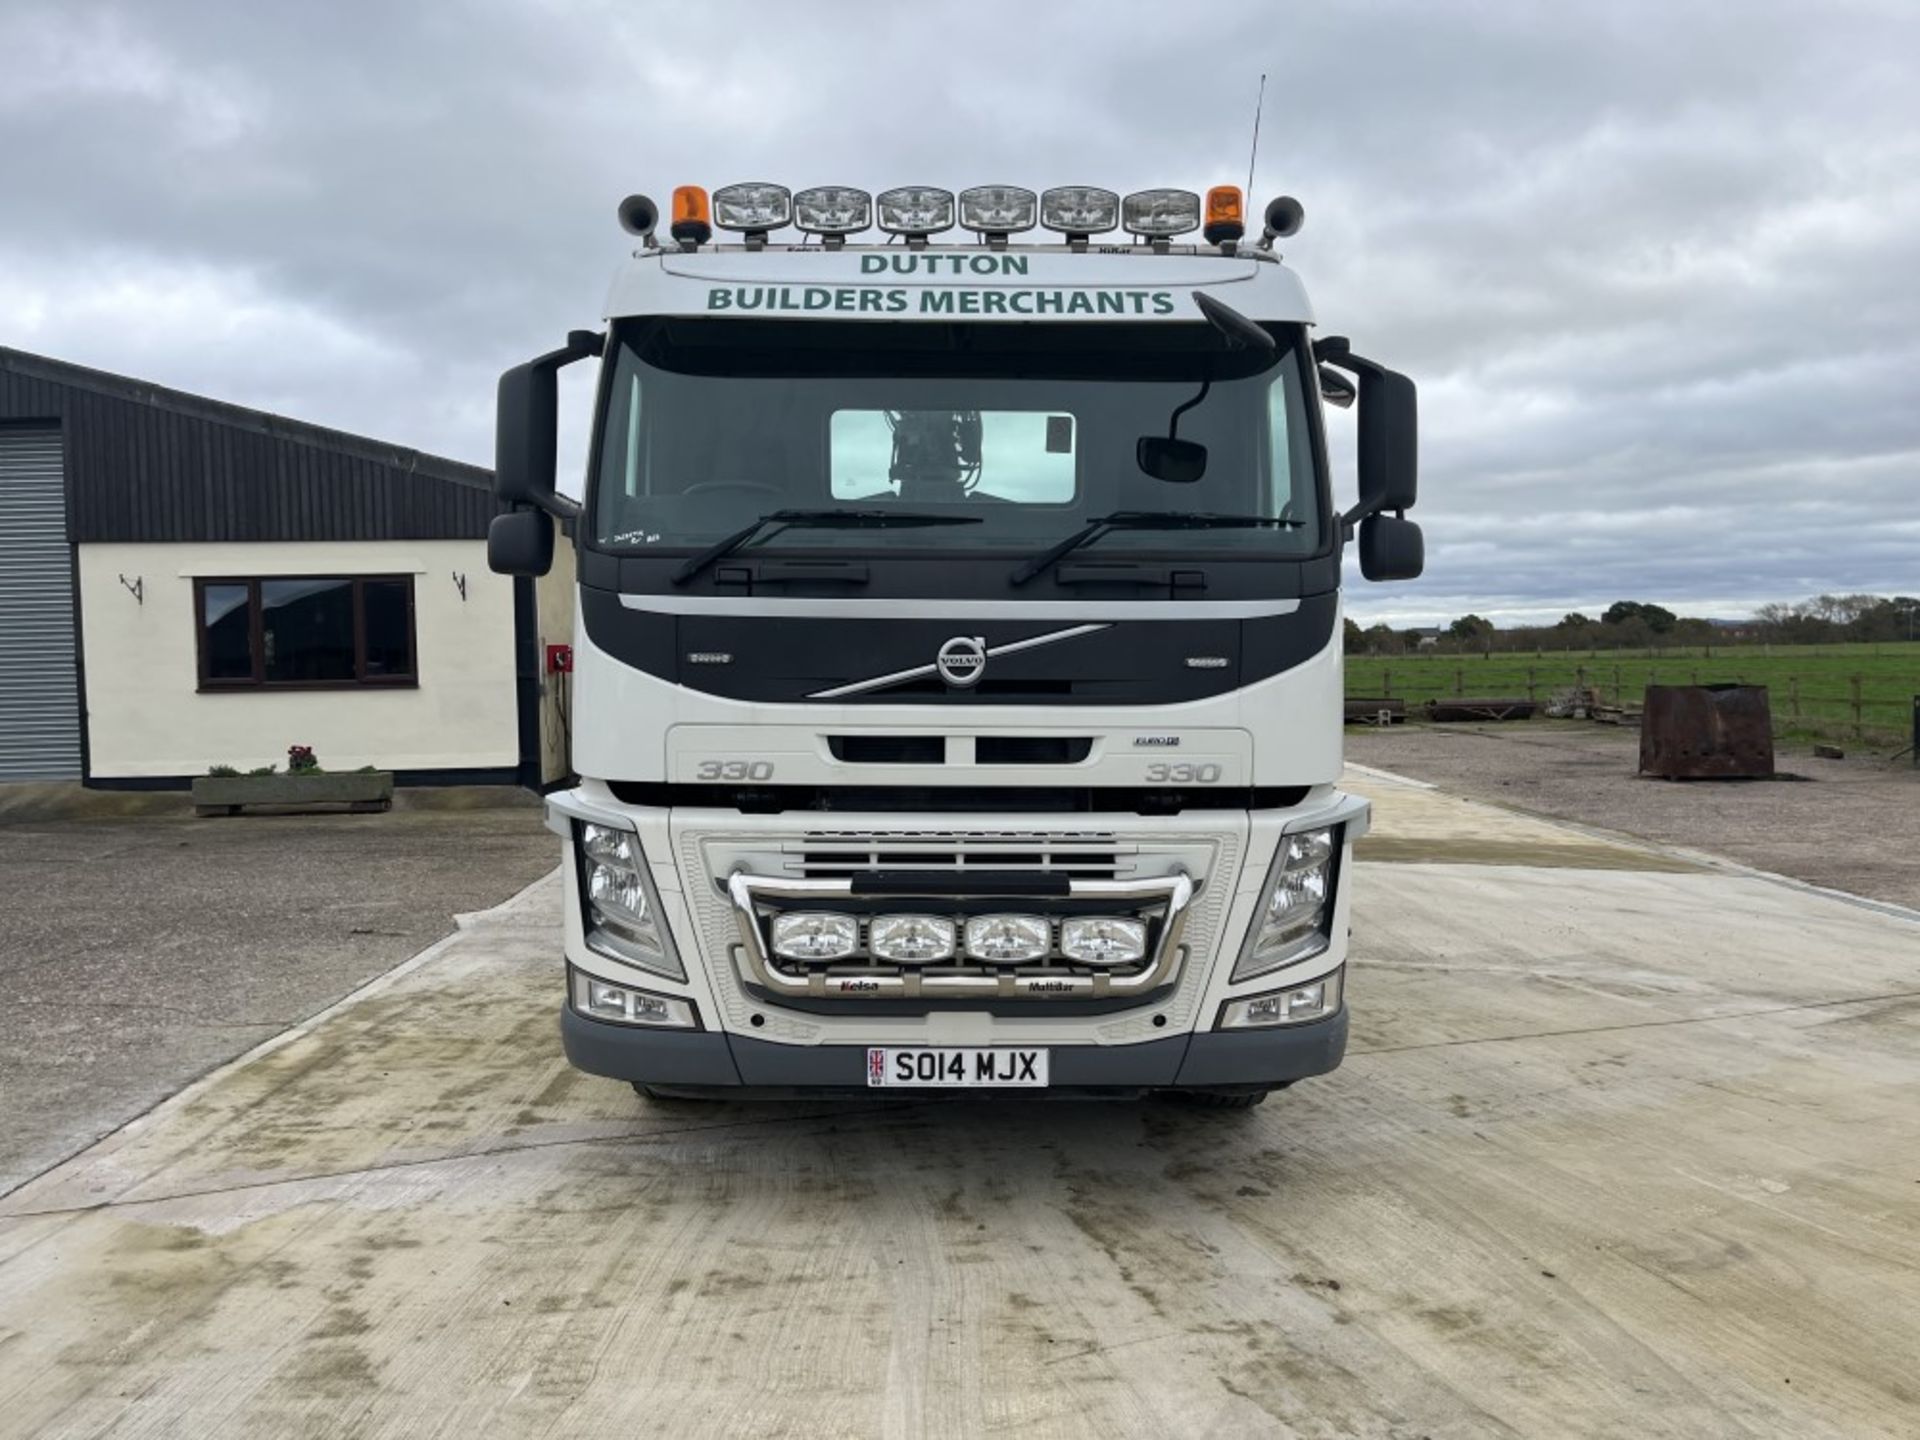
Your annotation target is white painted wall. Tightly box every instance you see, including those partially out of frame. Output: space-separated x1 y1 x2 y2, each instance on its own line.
78 540 520 779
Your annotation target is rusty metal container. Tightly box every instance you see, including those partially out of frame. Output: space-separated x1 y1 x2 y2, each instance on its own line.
1639 684 1774 779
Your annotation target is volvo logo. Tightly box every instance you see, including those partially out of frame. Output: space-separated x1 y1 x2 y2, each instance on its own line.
936 636 988 688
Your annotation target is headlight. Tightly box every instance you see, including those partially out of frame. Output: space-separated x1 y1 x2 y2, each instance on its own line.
1059 917 1147 966
1233 825 1339 982
577 822 684 981
772 912 860 962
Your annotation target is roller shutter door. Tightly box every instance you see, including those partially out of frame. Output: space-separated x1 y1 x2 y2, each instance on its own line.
0 426 80 780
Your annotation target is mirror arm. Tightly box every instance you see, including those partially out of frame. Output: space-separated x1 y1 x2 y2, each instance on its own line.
507 329 603 520
1166 378 1211 440
1316 344 1389 381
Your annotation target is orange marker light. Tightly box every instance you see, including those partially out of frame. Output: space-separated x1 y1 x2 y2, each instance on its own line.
670 185 712 245
1203 185 1245 245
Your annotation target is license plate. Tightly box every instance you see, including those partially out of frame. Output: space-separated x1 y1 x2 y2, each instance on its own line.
866 1047 1050 1088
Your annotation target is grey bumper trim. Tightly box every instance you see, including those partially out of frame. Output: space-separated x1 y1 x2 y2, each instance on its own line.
559 1005 1347 1091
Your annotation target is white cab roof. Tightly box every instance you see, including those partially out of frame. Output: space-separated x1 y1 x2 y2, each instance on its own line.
602 244 1315 326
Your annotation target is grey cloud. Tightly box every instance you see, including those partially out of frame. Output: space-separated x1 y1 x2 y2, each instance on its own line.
2 0 1915 622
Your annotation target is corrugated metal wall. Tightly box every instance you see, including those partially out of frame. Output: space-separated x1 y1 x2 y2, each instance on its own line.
0 426 81 780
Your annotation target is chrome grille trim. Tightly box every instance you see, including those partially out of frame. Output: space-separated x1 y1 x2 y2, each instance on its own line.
782 831 1130 879
727 871 1194 1000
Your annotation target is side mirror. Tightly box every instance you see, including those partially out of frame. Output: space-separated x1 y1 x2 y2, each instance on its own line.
488 508 555 577
495 362 559 509
1356 367 1417 514
1136 436 1208 484
1358 513 1423 582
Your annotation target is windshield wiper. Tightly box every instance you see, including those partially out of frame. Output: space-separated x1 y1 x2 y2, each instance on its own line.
671 508 983 586
1009 511 1303 586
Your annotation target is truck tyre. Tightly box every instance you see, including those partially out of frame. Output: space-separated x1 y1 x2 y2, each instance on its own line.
1180 1087 1272 1109
632 1083 718 1103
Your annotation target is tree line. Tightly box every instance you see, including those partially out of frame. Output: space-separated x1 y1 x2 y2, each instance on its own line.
1346 594 1920 655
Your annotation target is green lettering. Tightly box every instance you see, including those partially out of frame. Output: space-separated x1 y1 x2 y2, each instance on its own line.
1008 291 1034 314
707 288 732 310
858 288 885 312
834 288 856 310
1152 292 1175 315
1066 292 1094 314
980 290 1009 314
1096 291 1125 314
921 291 956 313
958 290 981 313
886 289 909 312
861 255 888 273
1004 255 1028 274
1036 291 1064 313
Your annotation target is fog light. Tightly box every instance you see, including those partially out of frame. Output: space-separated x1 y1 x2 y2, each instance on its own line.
771 912 860 962
964 914 1050 963
869 915 955 963
1218 968 1343 1030
1059 916 1147 965
571 969 698 1028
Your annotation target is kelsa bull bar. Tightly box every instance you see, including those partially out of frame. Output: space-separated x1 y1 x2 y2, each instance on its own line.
726 870 1196 1000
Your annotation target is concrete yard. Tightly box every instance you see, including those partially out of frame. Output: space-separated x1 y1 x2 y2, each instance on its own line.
0 795 556 1195
1 772 1917 1437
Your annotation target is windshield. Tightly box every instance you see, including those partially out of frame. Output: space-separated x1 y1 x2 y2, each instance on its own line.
590 318 1325 557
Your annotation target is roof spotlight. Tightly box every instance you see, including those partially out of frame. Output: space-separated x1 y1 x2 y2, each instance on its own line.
1040 186 1119 246
1122 189 1201 244
712 183 792 247
794 186 872 248
959 185 1036 248
876 186 955 246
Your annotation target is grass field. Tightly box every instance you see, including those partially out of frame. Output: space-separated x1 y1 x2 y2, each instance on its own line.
1345 642 1920 746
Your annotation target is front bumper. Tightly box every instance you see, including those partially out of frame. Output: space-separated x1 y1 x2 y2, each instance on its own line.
560 1002 1348 1093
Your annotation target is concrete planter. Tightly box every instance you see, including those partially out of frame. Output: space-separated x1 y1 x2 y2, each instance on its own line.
192 771 394 816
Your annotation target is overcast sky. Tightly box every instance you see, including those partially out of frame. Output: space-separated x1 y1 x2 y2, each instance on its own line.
3 0 1915 625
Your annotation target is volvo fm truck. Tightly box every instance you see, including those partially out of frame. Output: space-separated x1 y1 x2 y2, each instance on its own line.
489 181 1423 1106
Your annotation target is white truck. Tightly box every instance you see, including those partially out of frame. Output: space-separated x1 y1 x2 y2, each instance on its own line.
489 181 1423 1106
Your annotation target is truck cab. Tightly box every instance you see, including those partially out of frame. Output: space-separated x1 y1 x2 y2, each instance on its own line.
490 182 1422 1105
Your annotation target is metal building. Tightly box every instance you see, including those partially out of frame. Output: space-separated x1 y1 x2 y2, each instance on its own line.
0 347 550 788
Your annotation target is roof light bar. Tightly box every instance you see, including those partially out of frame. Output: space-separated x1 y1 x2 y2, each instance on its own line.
1041 186 1119 244
794 186 872 248
712 182 792 242
959 185 1036 248
876 186 955 245
1123 189 1201 240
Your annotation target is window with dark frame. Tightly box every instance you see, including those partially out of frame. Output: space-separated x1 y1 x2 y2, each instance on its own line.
194 575 418 690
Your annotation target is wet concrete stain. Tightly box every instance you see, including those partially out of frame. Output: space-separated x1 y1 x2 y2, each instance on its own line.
1356 835 1701 872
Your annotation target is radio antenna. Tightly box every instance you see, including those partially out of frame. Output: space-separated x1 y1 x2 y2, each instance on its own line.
1245 72 1267 196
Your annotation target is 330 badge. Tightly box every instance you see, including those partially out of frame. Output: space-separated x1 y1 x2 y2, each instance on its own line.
694 760 776 781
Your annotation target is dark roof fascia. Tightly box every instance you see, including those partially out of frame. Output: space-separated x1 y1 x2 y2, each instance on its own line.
0 346 493 492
